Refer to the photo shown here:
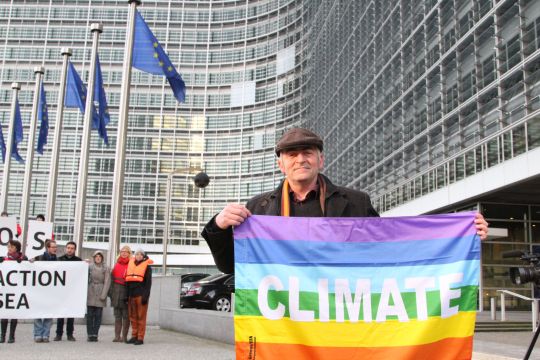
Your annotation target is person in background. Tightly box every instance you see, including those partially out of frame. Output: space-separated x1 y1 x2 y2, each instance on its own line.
33 239 57 343
54 241 81 342
35 213 54 241
86 250 111 342
0 239 27 343
110 245 132 343
125 249 153 345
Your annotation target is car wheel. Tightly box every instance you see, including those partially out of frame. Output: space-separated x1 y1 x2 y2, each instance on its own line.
213 295 231 312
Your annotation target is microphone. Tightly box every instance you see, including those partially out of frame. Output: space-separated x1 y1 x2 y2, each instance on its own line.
502 250 525 258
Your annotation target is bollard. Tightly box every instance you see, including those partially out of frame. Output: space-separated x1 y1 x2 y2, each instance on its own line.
501 292 506 321
491 297 496 320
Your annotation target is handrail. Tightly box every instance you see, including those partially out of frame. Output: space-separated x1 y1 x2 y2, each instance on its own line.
496 290 538 331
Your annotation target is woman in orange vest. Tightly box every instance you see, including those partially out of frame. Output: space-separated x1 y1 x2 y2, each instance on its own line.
109 245 131 343
125 249 153 345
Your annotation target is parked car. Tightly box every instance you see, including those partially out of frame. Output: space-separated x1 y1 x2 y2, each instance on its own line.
180 273 210 298
181 273 235 312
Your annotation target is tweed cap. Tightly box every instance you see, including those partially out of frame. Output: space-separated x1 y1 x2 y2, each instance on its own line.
275 128 323 155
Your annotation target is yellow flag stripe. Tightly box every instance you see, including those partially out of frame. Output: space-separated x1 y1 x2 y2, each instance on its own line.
234 311 475 348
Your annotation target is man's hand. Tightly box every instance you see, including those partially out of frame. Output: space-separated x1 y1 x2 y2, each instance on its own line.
475 213 489 241
215 204 252 230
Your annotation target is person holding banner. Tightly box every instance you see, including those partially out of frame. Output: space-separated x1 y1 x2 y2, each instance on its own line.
86 250 111 342
32 239 57 342
202 128 489 274
1 211 21 238
36 214 54 241
0 239 27 343
126 249 153 345
54 241 81 342
109 245 132 343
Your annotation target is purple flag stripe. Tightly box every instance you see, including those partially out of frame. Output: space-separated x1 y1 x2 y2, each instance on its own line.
234 212 477 244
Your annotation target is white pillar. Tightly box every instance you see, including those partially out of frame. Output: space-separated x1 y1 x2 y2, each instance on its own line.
46 48 72 223
73 23 102 257
0 82 21 214
108 0 140 268
20 66 45 252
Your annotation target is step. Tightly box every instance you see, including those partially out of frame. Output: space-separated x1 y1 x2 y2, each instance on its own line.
475 321 532 332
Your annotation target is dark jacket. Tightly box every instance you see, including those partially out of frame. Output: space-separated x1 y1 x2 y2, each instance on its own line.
202 174 379 274
34 252 57 261
126 257 152 303
0 252 28 262
58 254 82 261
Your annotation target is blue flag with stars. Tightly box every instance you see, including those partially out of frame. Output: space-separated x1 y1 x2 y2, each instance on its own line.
94 54 110 145
12 99 24 164
133 10 186 103
65 60 103 138
0 119 6 163
37 82 49 154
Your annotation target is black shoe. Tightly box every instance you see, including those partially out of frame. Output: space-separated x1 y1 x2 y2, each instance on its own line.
126 337 137 344
133 340 144 345
67 335 76 341
7 337 14 343
53 335 62 341
0 335 5 343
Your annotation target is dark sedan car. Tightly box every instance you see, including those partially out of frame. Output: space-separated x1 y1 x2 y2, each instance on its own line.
180 273 210 297
181 273 234 312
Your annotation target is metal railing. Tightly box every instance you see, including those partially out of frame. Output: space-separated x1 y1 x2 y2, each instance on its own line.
495 290 538 331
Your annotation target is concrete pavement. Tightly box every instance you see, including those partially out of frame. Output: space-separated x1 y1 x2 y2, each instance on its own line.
3 323 540 359
0 324 234 360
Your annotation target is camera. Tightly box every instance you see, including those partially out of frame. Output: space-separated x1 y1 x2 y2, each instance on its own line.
503 250 540 285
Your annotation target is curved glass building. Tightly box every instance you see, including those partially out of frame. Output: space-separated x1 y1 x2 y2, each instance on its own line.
0 0 305 271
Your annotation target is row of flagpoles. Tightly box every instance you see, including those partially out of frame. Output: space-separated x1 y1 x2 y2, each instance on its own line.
0 1 186 267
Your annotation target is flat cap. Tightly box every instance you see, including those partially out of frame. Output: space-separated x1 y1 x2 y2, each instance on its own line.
275 128 323 155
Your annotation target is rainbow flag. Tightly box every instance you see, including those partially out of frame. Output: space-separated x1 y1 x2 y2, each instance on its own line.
234 212 480 360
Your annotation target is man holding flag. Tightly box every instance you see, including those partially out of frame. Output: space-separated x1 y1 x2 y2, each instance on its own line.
202 128 489 274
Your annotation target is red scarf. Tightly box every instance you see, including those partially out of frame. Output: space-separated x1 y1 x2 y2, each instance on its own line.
112 256 130 285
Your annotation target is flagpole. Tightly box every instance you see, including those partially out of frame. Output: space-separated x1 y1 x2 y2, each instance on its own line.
0 82 21 214
108 0 140 267
19 66 44 252
73 23 102 257
46 48 72 223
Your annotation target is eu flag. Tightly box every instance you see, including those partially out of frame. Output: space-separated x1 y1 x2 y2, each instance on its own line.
94 54 110 145
36 82 49 154
12 99 24 164
0 120 5 163
133 10 186 103
65 61 101 134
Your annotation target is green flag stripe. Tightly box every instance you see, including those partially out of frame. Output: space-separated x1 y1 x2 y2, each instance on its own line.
234 285 478 320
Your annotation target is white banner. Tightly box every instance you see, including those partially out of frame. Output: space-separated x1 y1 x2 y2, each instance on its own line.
25 220 54 259
0 217 18 257
0 261 88 319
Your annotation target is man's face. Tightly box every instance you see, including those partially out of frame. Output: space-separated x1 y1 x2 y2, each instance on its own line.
277 147 324 185
48 242 57 255
135 253 144 262
65 244 76 257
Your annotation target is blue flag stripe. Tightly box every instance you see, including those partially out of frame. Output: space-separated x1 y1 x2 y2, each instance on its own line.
234 234 480 267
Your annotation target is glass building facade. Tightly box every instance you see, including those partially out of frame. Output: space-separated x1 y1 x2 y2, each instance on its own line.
1 0 540 299
0 0 304 269
302 0 540 308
